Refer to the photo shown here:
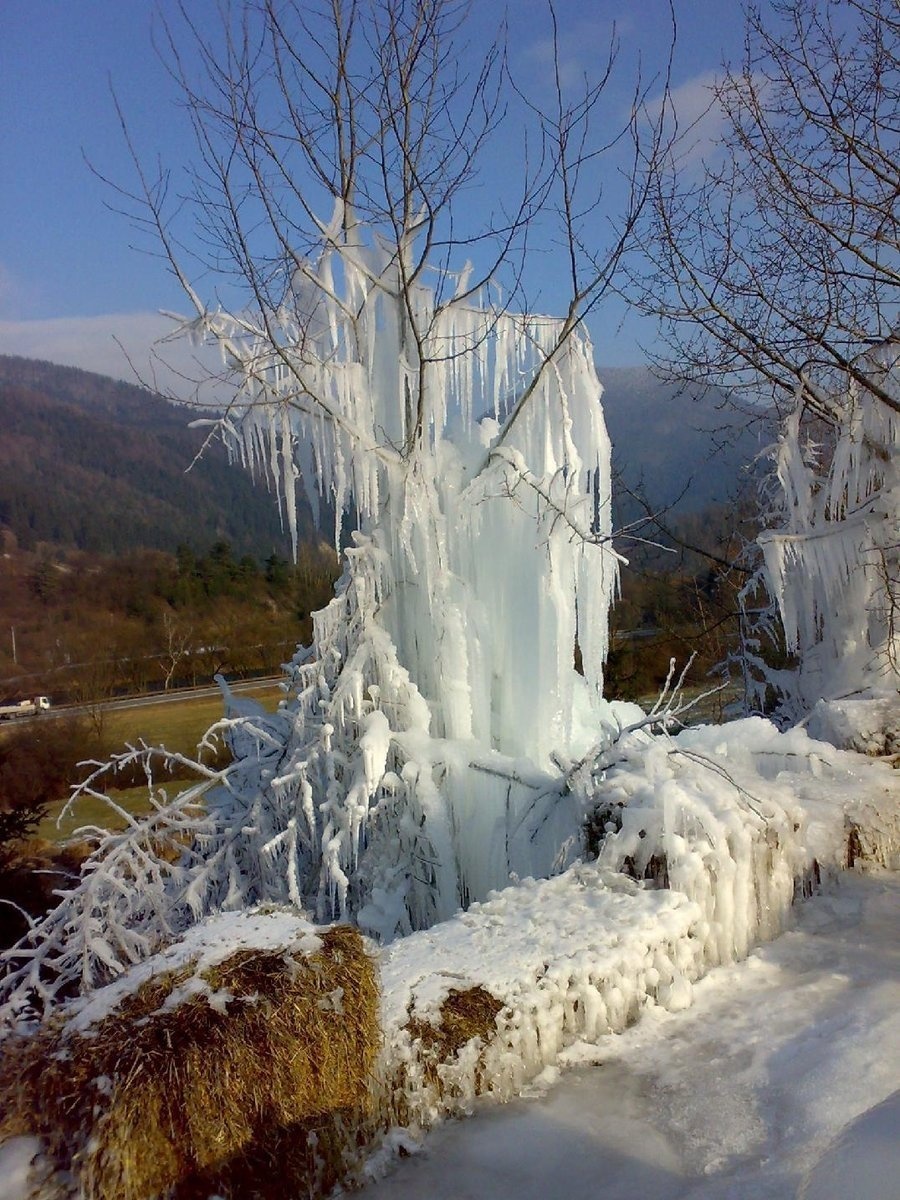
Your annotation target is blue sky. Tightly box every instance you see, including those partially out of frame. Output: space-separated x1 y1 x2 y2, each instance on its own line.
0 1 748 384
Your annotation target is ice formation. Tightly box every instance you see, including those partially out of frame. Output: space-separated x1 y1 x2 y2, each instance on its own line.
201 217 620 760
754 347 900 714
192 217 622 936
375 716 899 1130
0 216 624 1016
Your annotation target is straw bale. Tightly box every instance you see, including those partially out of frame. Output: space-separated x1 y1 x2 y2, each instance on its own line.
0 924 379 1200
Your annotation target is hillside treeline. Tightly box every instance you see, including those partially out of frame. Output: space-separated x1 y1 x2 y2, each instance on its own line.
0 539 339 703
0 355 315 558
604 500 761 708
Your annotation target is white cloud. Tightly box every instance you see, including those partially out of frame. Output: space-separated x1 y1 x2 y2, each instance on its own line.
0 311 226 402
645 69 729 171
668 70 724 137
520 16 624 93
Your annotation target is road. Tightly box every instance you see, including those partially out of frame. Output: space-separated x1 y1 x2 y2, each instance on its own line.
6 677 285 725
94 676 284 713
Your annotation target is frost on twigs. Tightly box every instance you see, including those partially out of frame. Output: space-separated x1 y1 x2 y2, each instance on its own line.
0 225 625 1024
750 346 900 717
0 747 220 1022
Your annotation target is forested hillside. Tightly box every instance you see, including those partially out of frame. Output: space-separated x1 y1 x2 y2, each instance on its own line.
0 353 762 557
0 355 760 705
0 355 340 701
0 539 338 702
0 355 314 557
598 367 769 523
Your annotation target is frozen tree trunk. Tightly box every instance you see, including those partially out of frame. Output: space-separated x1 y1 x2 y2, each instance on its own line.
179 221 620 937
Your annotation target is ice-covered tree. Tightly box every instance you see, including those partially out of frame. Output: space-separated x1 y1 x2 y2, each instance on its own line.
754 348 900 714
640 0 900 714
0 0 677 1013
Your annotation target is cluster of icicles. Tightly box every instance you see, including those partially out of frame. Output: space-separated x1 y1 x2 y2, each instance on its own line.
0 215 628 1018
758 346 900 711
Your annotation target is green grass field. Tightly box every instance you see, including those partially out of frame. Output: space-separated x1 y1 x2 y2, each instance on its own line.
39 683 284 842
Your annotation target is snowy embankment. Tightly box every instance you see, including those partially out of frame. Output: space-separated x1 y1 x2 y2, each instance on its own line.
373 716 898 1138
2 713 897 1199
360 870 900 1200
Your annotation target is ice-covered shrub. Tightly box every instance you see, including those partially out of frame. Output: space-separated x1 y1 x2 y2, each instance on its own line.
0 220 629 1021
750 347 900 717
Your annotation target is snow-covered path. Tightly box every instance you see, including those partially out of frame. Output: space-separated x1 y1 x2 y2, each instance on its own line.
358 871 900 1200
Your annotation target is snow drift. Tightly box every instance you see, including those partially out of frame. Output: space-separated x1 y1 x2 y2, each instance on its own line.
3 714 896 1199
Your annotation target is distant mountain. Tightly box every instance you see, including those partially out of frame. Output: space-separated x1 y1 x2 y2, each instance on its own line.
598 366 773 523
0 355 310 558
0 355 771 561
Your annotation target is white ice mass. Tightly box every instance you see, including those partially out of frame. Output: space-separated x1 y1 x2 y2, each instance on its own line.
753 343 900 715
0 204 898 1200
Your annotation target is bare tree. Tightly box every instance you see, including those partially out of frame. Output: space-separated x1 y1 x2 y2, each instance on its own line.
0 0 678 1012
646 0 899 413
155 610 193 691
642 0 900 714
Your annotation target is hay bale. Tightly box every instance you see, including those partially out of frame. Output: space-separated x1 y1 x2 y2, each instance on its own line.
406 986 504 1065
403 985 505 1102
0 923 379 1200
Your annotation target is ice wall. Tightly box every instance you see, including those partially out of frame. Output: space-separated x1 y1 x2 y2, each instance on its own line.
208 249 619 762
181 222 621 932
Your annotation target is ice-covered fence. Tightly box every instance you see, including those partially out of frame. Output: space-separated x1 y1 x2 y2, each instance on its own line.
380 863 703 1128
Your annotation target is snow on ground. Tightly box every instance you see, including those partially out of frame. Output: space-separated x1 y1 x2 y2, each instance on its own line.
1 712 896 1200
358 869 900 1200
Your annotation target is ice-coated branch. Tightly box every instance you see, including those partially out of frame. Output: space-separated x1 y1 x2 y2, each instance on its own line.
0 1 689 1030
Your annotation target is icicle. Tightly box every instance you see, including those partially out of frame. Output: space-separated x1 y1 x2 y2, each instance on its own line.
757 354 900 710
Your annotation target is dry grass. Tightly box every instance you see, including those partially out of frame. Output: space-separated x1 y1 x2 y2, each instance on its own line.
0 924 379 1200
37 684 284 843
846 823 864 868
98 684 284 755
407 986 505 1059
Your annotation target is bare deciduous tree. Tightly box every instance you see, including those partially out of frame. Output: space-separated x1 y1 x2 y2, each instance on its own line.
641 0 900 714
0 0 679 1014
646 0 899 412
156 609 193 696
120 0 673 904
